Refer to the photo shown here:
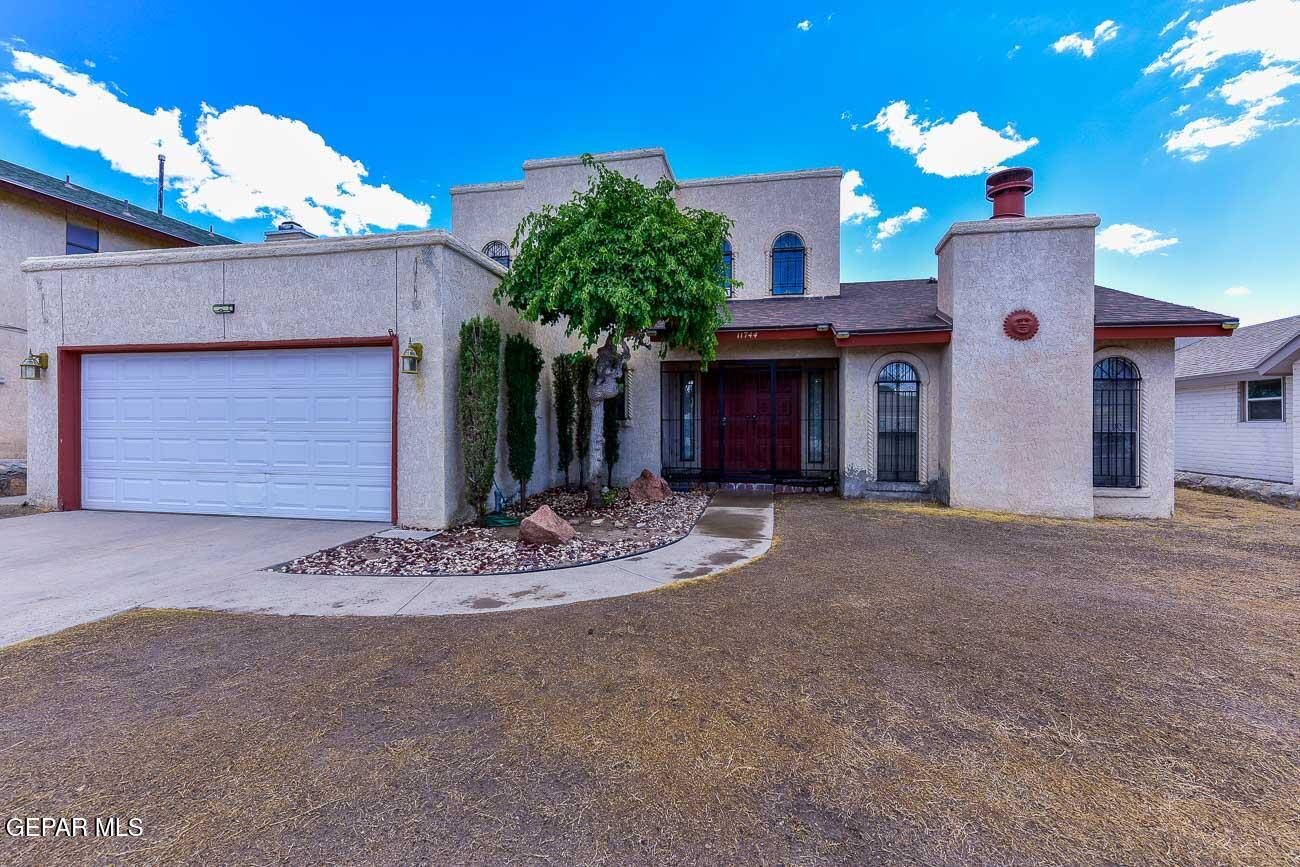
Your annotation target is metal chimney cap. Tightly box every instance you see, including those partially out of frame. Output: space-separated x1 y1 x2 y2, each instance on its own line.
985 167 1034 200
985 167 1034 219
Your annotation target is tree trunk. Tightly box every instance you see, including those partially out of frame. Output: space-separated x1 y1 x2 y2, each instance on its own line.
587 399 605 508
586 333 629 508
520 480 528 509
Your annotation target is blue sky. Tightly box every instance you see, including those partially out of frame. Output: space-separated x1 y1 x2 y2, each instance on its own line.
2 0 1297 323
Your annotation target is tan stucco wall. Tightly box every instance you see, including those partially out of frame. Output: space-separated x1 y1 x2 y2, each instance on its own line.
23 231 504 529
451 151 842 302
840 344 946 494
1093 339 1177 518
675 171 841 298
0 190 185 457
938 215 1101 519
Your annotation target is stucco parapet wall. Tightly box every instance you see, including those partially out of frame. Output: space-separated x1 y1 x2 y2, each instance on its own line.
676 167 843 188
448 181 526 196
934 214 1101 255
521 147 671 175
21 229 508 277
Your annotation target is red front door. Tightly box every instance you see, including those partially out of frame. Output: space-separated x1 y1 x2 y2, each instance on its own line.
701 366 802 476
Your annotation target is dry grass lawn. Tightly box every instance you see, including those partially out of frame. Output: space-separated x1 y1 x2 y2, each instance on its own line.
1 489 1296 865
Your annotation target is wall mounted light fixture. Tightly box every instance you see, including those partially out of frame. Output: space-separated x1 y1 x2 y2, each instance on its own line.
400 341 424 375
19 351 48 381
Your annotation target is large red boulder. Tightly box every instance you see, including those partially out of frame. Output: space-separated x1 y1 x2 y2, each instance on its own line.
518 505 576 546
628 469 672 504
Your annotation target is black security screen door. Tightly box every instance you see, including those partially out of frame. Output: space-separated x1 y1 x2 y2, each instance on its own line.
1093 357 1140 487
660 361 838 485
877 362 919 482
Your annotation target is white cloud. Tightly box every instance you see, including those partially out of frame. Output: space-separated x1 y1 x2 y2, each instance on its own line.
868 100 1038 178
1164 100 1291 160
1007 44 1022 59
1174 103 1192 115
1146 0 1300 161
1224 285 1252 296
1146 0 1300 76
81 58 95 68
1052 20 1120 58
1160 11 1190 37
872 206 927 250
1 50 209 181
796 19 811 31
1218 63 1300 104
1095 223 1180 255
0 49 430 235
839 169 880 224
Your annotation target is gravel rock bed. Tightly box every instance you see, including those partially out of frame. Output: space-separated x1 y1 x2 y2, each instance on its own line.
276 488 710 576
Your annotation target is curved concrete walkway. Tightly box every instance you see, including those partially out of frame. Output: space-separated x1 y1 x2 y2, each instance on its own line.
182 490 773 617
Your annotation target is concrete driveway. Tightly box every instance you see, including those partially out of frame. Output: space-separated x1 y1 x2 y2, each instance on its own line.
0 493 774 647
0 510 381 647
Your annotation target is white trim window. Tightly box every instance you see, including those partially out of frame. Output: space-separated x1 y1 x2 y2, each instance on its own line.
1241 378 1285 422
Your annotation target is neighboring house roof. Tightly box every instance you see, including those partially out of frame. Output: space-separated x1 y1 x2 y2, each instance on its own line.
0 158 238 247
1175 314 1300 380
715 280 1235 337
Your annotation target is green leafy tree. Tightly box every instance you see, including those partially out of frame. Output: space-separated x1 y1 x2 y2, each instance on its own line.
552 353 576 488
504 333 544 505
573 353 594 488
495 155 735 506
603 383 622 488
458 315 501 523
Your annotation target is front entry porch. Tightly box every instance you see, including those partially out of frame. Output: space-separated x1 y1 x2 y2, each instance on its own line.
660 360 839 487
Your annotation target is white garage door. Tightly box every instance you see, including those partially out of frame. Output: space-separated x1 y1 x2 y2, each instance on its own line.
81 347 392 521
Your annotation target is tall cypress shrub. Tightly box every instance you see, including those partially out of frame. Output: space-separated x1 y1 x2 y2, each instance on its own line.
553 354 576 488
458 316 501 523
504 334 544 505
574 353 595 487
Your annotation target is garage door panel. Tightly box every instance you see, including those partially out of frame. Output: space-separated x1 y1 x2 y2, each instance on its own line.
81 347 391 521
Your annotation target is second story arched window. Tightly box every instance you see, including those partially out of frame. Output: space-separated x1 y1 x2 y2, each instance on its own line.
720 239 734 296
482 240 511 269
771 232 806 295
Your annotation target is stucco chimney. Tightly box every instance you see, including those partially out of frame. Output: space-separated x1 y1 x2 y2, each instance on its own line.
264 220 317 242
985 167 1033 219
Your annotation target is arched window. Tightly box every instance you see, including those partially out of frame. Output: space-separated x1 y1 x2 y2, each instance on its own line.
482 240 511 269
771 232 806 295
720 239 734 296
1093 357 1141 488
877 362 919 482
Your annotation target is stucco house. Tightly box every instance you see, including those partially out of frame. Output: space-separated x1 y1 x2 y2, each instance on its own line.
20 147 1236 527
1175 315 1299 485
0 158 236 460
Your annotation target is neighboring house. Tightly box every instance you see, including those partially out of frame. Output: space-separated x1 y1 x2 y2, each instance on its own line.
20 148 1235 527
0 158 236 458
1175 315 1299 484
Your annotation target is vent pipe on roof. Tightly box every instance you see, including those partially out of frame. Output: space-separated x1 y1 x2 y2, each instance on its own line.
157 154 165 215
985 167 1033 219
264 220 317 242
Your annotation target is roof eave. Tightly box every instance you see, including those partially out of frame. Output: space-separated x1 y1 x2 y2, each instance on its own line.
1094 321 1239 340
1259 332 1300 375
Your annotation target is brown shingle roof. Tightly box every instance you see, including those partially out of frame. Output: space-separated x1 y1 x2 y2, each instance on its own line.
1093 285 1234 327
724 280 949 334
716 280 1237 335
